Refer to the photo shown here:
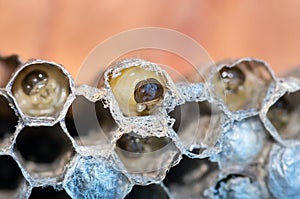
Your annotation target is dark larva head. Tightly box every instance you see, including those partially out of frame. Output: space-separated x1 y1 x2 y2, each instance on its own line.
21 70 48 96
134 78 164 104
219 67 246 94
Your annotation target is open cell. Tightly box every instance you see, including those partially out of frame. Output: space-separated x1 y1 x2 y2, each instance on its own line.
29 186 71 199
267 91 300 140
14 124 74 177
125 184 169 199
65 96 117 145
164 156 218 198
0 95 18 141
0 155 29 198
9 60 74 124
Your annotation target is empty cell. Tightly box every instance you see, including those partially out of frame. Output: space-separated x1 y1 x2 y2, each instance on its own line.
15 125 73 163
164 156 218 198
0 155 23 190
0 95 18 140
29 186 71 199
125 184 169 199
169 101 223 156
0 54 21 87
267 91 300 140
65 96 116 144
14 125 74 179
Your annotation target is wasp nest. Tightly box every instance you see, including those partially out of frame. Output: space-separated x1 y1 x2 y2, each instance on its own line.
0 54 299 199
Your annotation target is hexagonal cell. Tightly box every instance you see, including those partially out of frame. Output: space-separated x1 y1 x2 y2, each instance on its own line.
210 59 274 112
212 116 267 169
0 54 21 87
104 59 178 117
267 140 300 199
0 95 18 143
14 124 74 178
29 186 71 199
0 155 29 198
125 184 170 199
164 156 218 198
115 133 180 183
206 173 270 199
169 101 224 157
65 96 117 146
8 59 74 125
63 155 132 199
267 91 300 140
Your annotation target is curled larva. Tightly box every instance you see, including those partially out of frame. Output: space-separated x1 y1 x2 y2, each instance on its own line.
109 66 167 116
11 62 70 117
211 59 273 111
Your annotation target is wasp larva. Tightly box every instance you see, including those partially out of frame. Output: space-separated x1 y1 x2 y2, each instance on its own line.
115 133 174 175
219 67 246 94
11 61 71 117
212 66 247 111
109 66 166 116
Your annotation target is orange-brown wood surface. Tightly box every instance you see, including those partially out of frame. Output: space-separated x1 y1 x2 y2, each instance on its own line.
0 1 299 78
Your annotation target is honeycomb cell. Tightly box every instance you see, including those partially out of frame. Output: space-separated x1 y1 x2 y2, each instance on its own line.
210 59 273 112
14 124 74 178
8 60 74 124
105 59 172 117
63 155 132 199
266 91 300 140
268 141 300 199
0 155 29 198
115 132 180 182
65 96 117 146
169 101 224 157
0 94 18 142
0 54 21 87
207 173 269 199
212 116 266 169
125 184 169 199
164 156 218 198
29 186 71 199
0 155 23 190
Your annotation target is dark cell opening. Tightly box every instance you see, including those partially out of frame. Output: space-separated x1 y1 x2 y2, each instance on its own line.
95 100 117 133
65 96 116 138
164 156 218 186
29 186 71 199
15 125 72 163
0 55 21 87
0 96 18 139
169 101 212 133
125 184 169 199
267 91 300 132
0 155 23 190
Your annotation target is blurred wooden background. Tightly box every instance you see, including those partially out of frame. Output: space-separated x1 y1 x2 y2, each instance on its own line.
0 1 300 77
